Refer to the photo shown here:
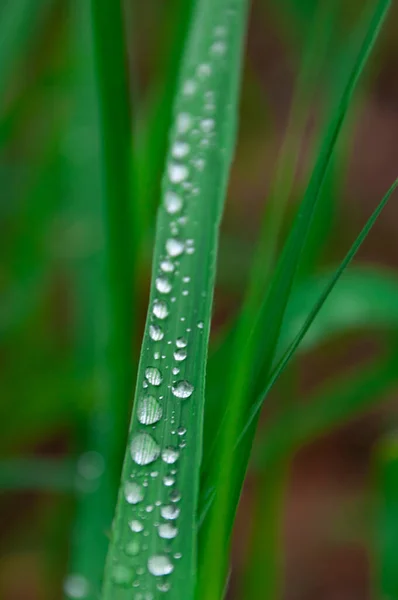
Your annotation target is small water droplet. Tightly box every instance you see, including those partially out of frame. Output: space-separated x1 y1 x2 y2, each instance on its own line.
158 523 178 539
130 433 160 465
137 396 163 425
182 80 196 96
125 540 140 556
174 552 182 560
160 505 180 520
112 564 132 586
173 348 187 362
197 321 204 329
182 276 190 283
172 380 194 399
197 63 211 78
161 447 180 464
164 190 183 215
149 324 164 341
63 574 89 599
148 555 174 577
157 581 171 593
163 474 175 486
172 141 190 159
124 481 144 504
211 40 227 55
156 277 172 294
176 112 192 133
154 351 160 360
145 367 162 385
176 337 187 348
172 367 180 375
200 118 215 133
177 426 186 436
166 238 185 257
160 260 175 274
129 519 144 533
170 490 181 503
153 300 169 319
168 163 189 183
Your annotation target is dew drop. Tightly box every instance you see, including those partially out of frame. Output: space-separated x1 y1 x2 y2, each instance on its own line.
125 540 140 556
137 396 163 425
63 574 89 599
197 63 211 77
197 321 204 329
158 523 178 539
182 276 190 283
200 118 215 133
170 490 182 503
172 141 190 158
129 520 144 533
182 80 196 96
153 300 169 319
177 426 186 436
163 475 175 486
145 367 162 385
176 112 192 133
172 380 194 399
148 555 174 577
172 367 180 375
112 564 132 585
157 582 171 593
160 260 175 274
175 337 187 348
168 163 189 183
164 190 183 215
149 324 164 341
130 433 160 465
166 238 185 257
155 277 172 294
124 481 144 504
161 447 180 464
173 348 187 362
160 505 180 520
211 40 227 55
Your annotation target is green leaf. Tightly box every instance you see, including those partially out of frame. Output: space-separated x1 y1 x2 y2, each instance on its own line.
102 1 249 599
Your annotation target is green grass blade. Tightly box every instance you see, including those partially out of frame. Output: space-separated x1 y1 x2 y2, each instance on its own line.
102 1 249 599
375 434 398 599
198 5 391 597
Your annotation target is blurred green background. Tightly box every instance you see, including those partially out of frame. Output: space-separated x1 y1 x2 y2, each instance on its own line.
1 1 398 598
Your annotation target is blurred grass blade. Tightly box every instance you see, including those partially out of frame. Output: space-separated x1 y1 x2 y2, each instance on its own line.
198 5 391 598
63 1 135 598
375 434 398 599
0 458 76 492
102 1 248 599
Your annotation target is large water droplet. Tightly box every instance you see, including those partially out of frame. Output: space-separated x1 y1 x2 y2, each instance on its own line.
161 447 180 464
155 277 172 294
137 396 163 425
130 433 160 465
149 324 164 341
129 519 144 533
124 481 144 504
158 523 178 539
176 337 187 348
153 300 169 319
160 505 180 520
63 574 89 599
148 555 174 577
164 191 183 214
145 367 162 386
173 348 187 362
166 238 184 257
168 163 189 183
172 380 194 399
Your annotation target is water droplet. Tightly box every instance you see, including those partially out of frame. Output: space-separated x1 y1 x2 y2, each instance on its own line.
214 25 227 37
166 238 185 257
154 351 160 360
148 555 174 577
176 112 192 133
146 505 154 513
124 481 144 504
197 63 211 78
155 277 172 294
129 520 144 533
177 426 186 436
137 396 163 425
182 80 196 96
172 141 190 158
112 564 132 585
197 321 204 329
170 490 181 503
211 40 227 55
125 540 140 556
160 505 180 520
149 324 164 341
173 348 187 362
162 447 180 464
200 118 215 133
172 367 180 375
172 380 194 399
145 367 162 385
153 300 169 319
160 260 175 274
168 163 189 183
176 337 187 348
63 574 89 599
130 433 160 465
158 523 178 539
163 474 175 486
174 552 182 560
164 191 183 215
157 582 171 593
182 276 190 283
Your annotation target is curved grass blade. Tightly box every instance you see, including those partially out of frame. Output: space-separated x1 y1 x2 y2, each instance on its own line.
198 5 391 597
102 1 249 599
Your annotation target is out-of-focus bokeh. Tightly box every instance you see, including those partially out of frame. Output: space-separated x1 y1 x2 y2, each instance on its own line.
1 1 398 598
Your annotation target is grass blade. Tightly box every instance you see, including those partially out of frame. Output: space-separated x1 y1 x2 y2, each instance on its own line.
102 1 249 599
